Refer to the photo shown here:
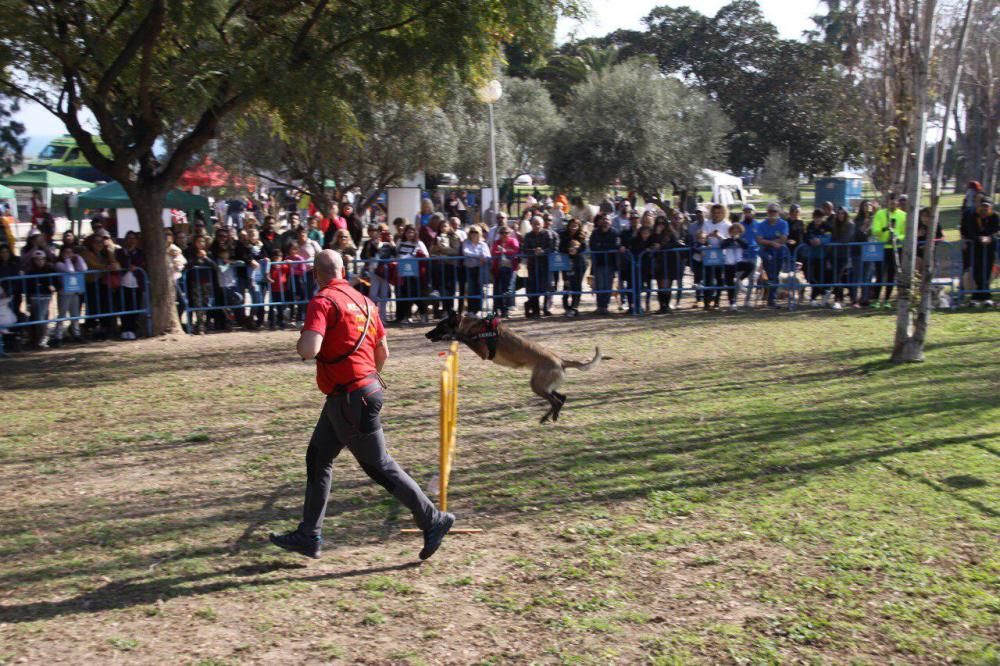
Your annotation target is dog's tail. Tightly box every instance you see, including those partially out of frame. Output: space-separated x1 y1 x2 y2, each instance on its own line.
562 346 602 372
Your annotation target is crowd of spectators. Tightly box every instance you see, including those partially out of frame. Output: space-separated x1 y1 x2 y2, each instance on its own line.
0 183 996 352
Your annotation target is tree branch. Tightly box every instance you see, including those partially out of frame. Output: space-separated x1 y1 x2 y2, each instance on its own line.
101 0 133 33
0 78 60 116
253 171 315 198
157 90 254 189
319 0 447 60
97 0 165 96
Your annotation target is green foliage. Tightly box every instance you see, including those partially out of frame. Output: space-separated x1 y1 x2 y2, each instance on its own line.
535 44 624 107
597 0 865 175
446 74 562 182
0 94 23 176
494 76 563 177
759 149 800 204
545 61 729 198
0 0 569 333
221 91 457 212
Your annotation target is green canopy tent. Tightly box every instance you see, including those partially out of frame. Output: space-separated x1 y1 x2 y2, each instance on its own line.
0 169 95 189
0 169 95 231
0 184 16 199
77 181 211 237
77 181 209 210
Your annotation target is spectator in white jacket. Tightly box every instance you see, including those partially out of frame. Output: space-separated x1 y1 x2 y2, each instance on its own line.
461 226 491 314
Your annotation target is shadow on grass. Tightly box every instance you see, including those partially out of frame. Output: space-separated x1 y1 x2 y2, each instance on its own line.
0 558 422 623
0 306 928 393
891 467 998 518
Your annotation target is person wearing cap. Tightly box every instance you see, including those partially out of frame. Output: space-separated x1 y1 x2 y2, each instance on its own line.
962 181 983 214
486 211 511 245
821 201 836 225
870 196 907 308
612 202 632 234
786 204 805 255
589 213 621 314
23 250 55 348
804 208 833 306
960 199 998 306
757 203 789 307
522 215 556 318
735 205 761 304
270 250 454 560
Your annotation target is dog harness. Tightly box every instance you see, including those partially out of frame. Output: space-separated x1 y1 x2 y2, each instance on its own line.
468 312 502 360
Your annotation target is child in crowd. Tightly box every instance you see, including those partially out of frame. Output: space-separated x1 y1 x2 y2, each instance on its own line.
167 239 187 324
267 248 290 330
23 250 55 348
246 229 270 327
52 245 87 345
285 243 308 323
186 248 218 335
690 231 709 309
215 248 240 330
721 223 751 310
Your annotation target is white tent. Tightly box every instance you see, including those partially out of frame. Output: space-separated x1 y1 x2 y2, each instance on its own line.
699 169 746 207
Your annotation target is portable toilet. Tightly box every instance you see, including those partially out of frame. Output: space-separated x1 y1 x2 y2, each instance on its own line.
814 172 863 211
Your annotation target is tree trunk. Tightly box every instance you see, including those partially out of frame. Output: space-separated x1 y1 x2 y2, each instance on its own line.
891 0 936 363
916 0 975 348
129 186 181 336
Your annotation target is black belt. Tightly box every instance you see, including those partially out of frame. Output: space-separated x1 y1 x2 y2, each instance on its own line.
328 373 384 398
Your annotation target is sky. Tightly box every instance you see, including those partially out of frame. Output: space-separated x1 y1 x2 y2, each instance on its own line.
13 0 821 156
557 0 821 42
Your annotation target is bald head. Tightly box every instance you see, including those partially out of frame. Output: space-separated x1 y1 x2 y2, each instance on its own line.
313 249 344 284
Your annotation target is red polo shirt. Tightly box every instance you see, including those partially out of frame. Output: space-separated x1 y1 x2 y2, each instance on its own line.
303 278 385 394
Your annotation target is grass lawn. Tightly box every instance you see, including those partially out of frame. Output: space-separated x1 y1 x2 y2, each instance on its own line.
1 310 998 664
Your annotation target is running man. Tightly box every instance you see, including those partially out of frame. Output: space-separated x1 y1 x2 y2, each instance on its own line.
269 250 454 560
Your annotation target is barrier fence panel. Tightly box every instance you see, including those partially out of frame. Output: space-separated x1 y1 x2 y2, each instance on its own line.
791 241 903 309
0 268 151 354
179 259 314 333
348 251 641 321
634 246 772 312
956 238 1000 304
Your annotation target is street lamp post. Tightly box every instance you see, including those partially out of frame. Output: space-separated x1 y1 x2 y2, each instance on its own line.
477 79 502 226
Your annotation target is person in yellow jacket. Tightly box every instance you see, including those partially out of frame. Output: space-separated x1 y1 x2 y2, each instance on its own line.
869 194 907 308
0 213 14 250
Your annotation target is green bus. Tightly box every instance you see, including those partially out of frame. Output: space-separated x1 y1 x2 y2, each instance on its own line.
28 134 113 182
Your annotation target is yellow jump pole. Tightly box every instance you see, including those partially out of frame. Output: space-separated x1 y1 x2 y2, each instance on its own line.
403 341 481 534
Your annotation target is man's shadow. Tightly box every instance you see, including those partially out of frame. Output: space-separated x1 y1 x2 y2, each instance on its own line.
0 555 422 624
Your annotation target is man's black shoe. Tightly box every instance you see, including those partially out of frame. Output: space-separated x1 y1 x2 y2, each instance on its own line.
419 512 455 561
269 529 322 559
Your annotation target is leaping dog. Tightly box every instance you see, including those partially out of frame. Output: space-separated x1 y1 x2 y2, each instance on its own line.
425 312 602 423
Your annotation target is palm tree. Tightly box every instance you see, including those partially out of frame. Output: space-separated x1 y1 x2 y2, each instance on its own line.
536 44 621 106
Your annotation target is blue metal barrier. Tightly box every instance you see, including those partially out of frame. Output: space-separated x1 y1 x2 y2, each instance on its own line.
179 259 316 333
788 241 971 309
347 250 639 320
633 246 771 312
956 238 999 304
0 268 151 354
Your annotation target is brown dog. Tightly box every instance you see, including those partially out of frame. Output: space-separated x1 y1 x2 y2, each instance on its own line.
426 313 602 423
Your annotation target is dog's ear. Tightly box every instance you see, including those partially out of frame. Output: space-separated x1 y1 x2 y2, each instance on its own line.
448 311 460 327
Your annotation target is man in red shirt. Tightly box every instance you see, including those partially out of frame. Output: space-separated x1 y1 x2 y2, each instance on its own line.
270 250 454 560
